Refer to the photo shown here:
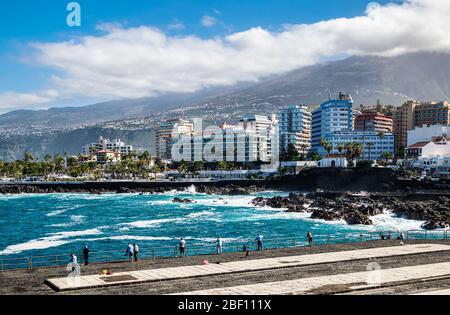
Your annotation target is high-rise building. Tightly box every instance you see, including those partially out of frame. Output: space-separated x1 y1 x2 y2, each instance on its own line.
82 137 133 156
278 105 312 155
239 115 278 162
393 101 450 153
328 131 394 160
156 119 193 160
171 118 278 164
414 101 450 127
354 112 393 133
312 92 353 154
393 100 419 153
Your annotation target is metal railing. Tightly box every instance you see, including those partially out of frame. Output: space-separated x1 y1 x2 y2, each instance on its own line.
0 229 448 272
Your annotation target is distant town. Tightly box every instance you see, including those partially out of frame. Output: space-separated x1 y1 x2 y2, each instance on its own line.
1 92 449 182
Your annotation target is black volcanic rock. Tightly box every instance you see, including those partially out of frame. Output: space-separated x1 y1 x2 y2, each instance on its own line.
252 192 450 229
173 198 193 203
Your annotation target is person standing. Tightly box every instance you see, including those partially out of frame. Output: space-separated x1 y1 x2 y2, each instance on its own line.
133 243 139 262
180 238 186 257
83 244 90 266
307 231 313 247
126 243 134 262
255 233 263 251
69 253 77 272
216 236 223 254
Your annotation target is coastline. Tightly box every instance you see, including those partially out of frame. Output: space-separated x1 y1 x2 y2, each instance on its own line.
1 239 449 295
1 168 449 195
2 168 449 231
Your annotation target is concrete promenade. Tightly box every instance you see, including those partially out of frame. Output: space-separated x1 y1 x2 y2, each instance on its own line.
174 262 450 295
46 244 450 292
411 288 450 295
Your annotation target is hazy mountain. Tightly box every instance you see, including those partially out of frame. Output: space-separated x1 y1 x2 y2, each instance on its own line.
0 84 251 131
164 52 450 122
1 52 450 161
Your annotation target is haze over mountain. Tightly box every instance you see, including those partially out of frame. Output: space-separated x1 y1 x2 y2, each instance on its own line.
1 52 450 161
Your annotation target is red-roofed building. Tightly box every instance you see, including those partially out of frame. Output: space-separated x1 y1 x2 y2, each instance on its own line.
406 137 450 159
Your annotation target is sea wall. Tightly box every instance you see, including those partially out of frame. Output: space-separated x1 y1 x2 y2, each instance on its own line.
0 168 448 194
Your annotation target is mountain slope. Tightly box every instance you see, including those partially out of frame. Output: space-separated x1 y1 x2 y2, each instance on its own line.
164 52 450 123
2 52 450 161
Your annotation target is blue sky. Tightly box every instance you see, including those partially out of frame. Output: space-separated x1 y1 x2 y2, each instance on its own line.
0 0 443 113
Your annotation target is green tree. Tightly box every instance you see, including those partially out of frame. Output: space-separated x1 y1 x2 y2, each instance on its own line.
367 142 374 161
177 160 189 174
189 161 204 176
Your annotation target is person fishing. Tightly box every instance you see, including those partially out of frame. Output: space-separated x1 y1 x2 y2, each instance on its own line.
125 243 134 262
83 244 90 266
69 253 77 272
216 236 223 254
133 243 139 262
180 238 186 257
255 233 263 251
307 231 313 247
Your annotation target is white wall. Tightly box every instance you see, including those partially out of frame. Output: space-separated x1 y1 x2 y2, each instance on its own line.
407 125 450 146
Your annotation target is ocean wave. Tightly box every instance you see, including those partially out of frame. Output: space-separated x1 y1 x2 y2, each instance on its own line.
48 215 86 228
120 218 185 229
368 212 426 231
0 228 102 255
84 235 174 242
46 205 83 217
186 211 216 219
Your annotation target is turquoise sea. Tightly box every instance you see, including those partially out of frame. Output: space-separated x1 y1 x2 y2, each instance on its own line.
0 188 427 265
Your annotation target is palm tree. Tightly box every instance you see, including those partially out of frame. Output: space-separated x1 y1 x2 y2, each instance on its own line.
352 142 364 162
218 161 228 171
337 144 344 155
320 138 333 157
0 160 4 176
382 151 392 164
360 136 366 158
367 142 374 161
53 154 65 174
189 161 204 176
177 160 189 174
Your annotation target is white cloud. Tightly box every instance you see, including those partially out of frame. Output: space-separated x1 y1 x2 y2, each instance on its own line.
0 90 60 113
201 15 217 27
167 20 185 31
2 0 450 112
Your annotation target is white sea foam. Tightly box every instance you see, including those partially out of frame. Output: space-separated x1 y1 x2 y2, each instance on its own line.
368 211 426 231
121 218 184 229
46 205 83 217
0 228 102 255
46 209 68 217
84 235 174 242
48 215 86 228
194 195 257 209
185 237 246 243
186 211 216 219
0 239 70 255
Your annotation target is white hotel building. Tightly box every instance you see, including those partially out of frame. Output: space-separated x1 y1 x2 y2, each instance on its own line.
278 105 312 155
82 137 133 156
170 115 278 164
328 131 395 160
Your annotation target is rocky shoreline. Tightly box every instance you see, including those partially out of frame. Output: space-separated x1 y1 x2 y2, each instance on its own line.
0 183 267 196
252 193 450 230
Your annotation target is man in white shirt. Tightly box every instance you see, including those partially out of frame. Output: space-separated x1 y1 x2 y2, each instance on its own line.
180 238 186 257
216 237 223 254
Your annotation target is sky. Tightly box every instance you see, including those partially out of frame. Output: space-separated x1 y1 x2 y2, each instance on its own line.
0 0 448 114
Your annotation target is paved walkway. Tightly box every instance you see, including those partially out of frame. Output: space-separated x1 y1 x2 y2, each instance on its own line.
411 288 450 295
174 262 450 295
46 244 450 292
